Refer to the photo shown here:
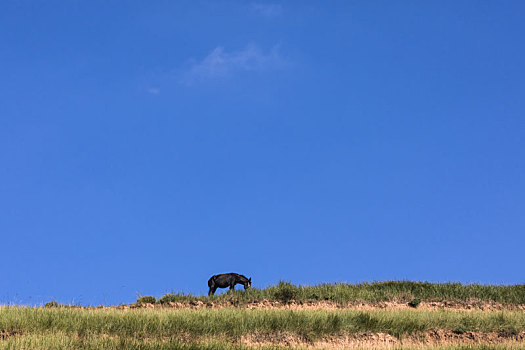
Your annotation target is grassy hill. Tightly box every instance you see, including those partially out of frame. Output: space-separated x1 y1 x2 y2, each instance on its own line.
153 281 525 306
1 282 524 349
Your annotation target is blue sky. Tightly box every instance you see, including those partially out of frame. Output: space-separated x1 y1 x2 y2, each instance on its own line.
1 1 524 305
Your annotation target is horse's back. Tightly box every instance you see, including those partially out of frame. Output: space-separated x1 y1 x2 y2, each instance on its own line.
213 273 238 280
208 273 244 285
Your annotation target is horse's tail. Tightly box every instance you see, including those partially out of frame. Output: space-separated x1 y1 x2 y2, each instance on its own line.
208 275 215 288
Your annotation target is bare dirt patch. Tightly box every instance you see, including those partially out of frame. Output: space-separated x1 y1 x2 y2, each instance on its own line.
123 299 525 312
0 330 22 340
240 331 525 349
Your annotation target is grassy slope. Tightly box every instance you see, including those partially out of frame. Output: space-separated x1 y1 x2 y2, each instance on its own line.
1 308 524 343
2 308 525 337
2 282 525 349
156 281 525 305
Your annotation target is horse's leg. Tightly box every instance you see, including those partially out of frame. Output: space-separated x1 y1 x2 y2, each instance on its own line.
208 278 215 296
208 281 216 296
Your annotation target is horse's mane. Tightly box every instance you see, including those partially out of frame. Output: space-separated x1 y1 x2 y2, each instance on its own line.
234 273 249 281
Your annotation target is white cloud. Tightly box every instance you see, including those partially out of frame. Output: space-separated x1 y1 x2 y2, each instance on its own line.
181 45 287 84
147 87 160 94
251 3 283 17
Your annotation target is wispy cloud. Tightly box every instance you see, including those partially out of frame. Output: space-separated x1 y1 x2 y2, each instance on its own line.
251 3 283 17
181 45 287 84
147 87 160 94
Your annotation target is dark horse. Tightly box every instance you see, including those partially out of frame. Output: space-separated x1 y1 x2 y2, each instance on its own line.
208 273 251 296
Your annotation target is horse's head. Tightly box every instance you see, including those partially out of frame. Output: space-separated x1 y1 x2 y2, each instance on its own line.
243 277 252 290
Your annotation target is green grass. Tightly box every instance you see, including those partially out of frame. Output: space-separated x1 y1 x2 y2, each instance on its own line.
2 282 525 349
1 307 524 349
157 281 525 305
1 307 524 339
